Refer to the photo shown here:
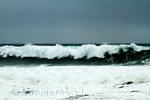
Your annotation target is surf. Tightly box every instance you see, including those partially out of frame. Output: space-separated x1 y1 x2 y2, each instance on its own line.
0 43 150 66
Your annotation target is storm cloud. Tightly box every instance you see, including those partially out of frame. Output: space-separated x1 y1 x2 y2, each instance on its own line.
0 0 150 43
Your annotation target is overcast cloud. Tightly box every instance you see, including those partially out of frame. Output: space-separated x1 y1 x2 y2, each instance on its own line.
0 0 150 43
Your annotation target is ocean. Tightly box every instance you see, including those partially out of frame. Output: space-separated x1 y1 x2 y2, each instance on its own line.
0 43 150 100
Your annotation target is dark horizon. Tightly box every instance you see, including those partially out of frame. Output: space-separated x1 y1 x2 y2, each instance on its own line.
0 43 150 46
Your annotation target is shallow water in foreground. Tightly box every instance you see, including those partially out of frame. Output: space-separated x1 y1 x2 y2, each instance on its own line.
0 65 150 100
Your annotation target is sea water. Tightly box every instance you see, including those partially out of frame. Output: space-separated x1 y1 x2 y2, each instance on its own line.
0 44 150 100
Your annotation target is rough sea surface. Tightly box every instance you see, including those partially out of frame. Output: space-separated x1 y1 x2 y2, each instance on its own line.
0 44 150 100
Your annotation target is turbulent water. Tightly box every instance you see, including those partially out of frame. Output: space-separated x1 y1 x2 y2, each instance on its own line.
0 44 150 100
0 43 150 66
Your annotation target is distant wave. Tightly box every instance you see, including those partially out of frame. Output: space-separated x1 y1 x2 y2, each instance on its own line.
0 44 150 65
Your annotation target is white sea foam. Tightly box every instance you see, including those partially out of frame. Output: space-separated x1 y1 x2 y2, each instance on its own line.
0 65 150 100
0 44 149 59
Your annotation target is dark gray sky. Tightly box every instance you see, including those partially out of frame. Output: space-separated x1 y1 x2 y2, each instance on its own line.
0 0 150 43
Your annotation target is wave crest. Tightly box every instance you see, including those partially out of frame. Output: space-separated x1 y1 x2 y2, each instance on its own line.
0 44 150 65
0 43 148 59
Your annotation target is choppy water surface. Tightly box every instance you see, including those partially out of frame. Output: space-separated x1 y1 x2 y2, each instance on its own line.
0 44 150 100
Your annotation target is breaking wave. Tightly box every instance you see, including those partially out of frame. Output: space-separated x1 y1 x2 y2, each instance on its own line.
0 43 150 65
